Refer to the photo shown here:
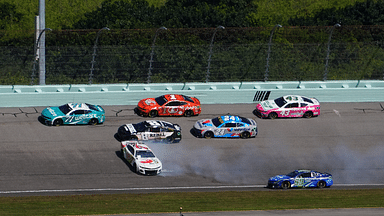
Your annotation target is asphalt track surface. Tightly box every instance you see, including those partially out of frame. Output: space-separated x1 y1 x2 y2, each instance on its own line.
0 103 383 215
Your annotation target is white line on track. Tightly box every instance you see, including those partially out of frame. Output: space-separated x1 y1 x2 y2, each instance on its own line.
1 184 384 194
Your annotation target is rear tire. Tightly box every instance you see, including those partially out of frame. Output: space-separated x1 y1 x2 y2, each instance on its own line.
204 131 214 139
149 110 158 118
268 112 278 119
52 119 63 126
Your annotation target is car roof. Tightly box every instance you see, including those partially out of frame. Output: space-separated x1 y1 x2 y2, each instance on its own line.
163 94 185 101
144 120 175 128
67 103 90 110
219 115 245 123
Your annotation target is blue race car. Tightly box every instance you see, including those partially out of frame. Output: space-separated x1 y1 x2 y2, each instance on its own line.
267 170 333 189
192 115 257 139
40 103 105 126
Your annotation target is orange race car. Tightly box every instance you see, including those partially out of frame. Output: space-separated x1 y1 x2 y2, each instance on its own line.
134 94 201 117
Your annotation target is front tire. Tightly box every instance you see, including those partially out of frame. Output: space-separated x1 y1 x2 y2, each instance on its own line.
184 110 193 117
89 118 98 125
303 111 314 118
149 110 158 118
240 131 250 139
52 119 63 126
281 181 290 189
204 131 214 139
268 112 278 119
317 181 326 188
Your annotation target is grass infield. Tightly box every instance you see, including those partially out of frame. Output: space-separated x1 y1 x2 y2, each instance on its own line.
0 189 383 215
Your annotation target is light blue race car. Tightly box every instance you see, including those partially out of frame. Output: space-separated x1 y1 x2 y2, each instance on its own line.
192 115 257 139
40 103 105 126
267 170 333 189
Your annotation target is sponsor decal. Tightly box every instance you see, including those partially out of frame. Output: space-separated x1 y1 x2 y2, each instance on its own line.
140 159 154 164
48 108 57 117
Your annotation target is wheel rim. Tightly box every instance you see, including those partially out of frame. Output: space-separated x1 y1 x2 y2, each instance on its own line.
304 112 313 118
241 132 250 139
53 119 62 126
204 131 213 139
269 113 277 119
184 110 192 117
89 119 98 125
149 110 157 117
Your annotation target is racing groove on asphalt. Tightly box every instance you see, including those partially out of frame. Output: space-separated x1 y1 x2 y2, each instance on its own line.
0 103 383 196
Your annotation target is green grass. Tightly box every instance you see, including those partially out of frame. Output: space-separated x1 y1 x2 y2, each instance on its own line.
0 189 383 215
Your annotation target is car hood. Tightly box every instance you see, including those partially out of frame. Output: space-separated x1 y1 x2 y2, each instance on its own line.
257 100 279 111
194 119 214 129
41 107 64 119
269 175 290 182
137 158 162 168
138 98 158 109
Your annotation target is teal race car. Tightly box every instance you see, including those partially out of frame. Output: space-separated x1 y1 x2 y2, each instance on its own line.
40 103 105 126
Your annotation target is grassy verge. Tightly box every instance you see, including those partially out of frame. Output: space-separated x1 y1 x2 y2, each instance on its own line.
0 189 383 215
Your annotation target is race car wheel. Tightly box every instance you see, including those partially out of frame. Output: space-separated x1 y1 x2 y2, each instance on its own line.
317 181 326 188
268 112 278 119
184 110 193 117
204 131 214 139
303 111 313 118
129 136 138 141
281 181 290 189
240 131 250 139
52 119 63 126
166 136 175 143
89 118 98 125
149 110 158 118
133 163 137 173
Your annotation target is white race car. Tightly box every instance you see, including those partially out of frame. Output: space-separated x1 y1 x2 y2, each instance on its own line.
120 141 162 175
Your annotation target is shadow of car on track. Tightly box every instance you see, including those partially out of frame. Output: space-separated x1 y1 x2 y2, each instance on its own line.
115 150 138 174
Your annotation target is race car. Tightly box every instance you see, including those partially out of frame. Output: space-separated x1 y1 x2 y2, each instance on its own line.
267 170 333 189
117 120 181 143
254 95 320 119
40 102 105 126
121 141 162 175
192 115 257 139
134 94 201 117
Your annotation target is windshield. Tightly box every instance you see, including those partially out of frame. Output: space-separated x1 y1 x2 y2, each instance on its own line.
286 171 299 177
211 117 223 127
182 95 194 103
239 117 251 125
86 103 98 111
155 96 167 106
58 104 72 114
302 97 314 104
133 122 147 132
136 150 155 158
274 97 287 108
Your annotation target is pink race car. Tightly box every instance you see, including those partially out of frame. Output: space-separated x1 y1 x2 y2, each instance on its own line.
254 95 320 119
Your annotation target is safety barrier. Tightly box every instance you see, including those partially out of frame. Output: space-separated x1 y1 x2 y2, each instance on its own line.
0 80 383 107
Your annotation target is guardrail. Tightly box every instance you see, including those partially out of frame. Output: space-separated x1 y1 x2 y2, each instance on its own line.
1 80 383 107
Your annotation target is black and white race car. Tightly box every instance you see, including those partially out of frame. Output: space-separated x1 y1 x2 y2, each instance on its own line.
117 120 181 143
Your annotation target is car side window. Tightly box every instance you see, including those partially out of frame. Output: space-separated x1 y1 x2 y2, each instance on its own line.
236 123 244 127
300 103 308 107
285 103 299 108
302 173 311 178
150 127 161 132
224 123 237 128
72 110 85 115
127 145 134 154
165 101 181 106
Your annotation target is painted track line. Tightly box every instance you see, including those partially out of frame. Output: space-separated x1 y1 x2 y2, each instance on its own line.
1 184 384 194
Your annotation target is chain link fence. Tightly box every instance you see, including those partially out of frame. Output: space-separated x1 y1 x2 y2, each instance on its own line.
1 26 384 85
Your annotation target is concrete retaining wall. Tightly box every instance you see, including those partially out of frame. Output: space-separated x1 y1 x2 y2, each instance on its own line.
1 80 383 107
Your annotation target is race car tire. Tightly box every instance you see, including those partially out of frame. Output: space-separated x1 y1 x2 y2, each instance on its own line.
281 181 290 189
184 110 193 117
268 112 278 119
89 118 98 125
317 181 326 188
166 136 175 143
303 111 314 118
204 131 214 139
52 119 63 126
240 131 250 139
149 110 158 118
129 136 138 141
133 163 137 173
